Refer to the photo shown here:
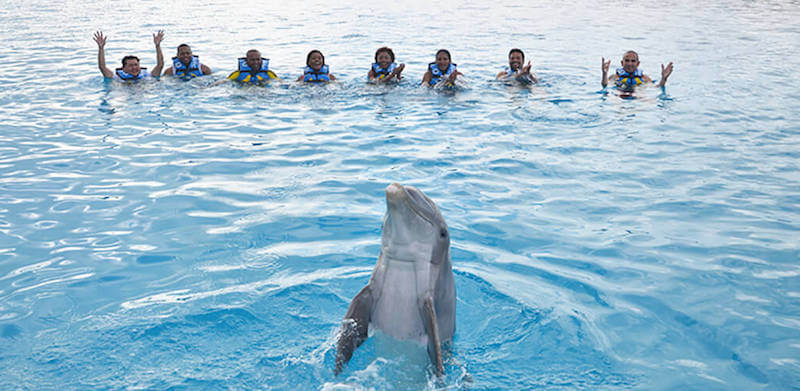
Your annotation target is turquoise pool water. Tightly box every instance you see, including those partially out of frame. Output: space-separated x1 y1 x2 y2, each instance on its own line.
1 0 799 389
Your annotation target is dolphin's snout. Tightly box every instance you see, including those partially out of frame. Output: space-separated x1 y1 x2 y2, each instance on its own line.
385 183 406 206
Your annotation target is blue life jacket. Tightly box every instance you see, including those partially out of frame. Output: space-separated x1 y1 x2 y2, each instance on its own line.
114 68 150 82
428 62 457 86
303 65 331 83
233 57 274 84
172 55 204 80
371 62 397 80
615 67 644 86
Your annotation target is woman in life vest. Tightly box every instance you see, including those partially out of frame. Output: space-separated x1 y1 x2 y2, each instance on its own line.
297 50 336 83
368 47 405 83
421 49 463 87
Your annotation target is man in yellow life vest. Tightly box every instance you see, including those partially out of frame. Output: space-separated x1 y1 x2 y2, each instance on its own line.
601 50 673 89
227 49 278 85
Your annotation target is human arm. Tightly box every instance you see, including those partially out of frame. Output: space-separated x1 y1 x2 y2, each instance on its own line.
296 74 304 82
93 31 113 78
150 30 165 77
601 57 610 87
421 70 432 86
162 67 174 76
201 63 212 75
387 63 405 81
656 62 673 87
447 69 462 83
329 73 336 81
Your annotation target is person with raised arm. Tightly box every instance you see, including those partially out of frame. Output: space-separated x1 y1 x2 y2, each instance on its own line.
601 50 673 89
496 48 537 84
93 30 164 82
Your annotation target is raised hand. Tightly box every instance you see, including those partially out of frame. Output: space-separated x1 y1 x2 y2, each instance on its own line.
601 57 610 74
661 62 673 81
93 31 107 48
392 63 405 76
153 30 164 46
521 60 532 75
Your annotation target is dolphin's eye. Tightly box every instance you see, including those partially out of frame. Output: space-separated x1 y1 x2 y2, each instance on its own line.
440 229 448 238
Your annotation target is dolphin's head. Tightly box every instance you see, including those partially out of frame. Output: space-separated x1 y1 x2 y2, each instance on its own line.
381 183 450 282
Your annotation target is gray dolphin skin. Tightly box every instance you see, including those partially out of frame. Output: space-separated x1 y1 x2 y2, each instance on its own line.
335 183 456 376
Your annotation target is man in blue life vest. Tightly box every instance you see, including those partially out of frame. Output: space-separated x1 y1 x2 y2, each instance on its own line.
162 44 212 80
227 49 278 85
496 48 538 83
93 30 165 82
601 50 673 89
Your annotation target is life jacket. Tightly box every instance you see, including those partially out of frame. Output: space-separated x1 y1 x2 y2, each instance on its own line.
502 66 518 77
302 65 331 83
371 62 397 80
230 58 275 84
615 67 644 86
114 68 149 82
172 55 204 80
428 62 457 86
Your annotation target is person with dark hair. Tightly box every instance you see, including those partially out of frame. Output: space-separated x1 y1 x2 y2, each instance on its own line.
496 48 537 83
421 49 463 87
297 50 336 83
93 30 164 82
601 50 673 89
227 49 278 85
162 44 212 80
368 47 404 83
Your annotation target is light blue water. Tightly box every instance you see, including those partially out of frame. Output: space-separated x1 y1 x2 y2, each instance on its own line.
1 0 799 389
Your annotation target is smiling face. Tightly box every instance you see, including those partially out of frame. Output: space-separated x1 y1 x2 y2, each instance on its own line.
435 51 451 72
508 51 524 71
122 57 140 76
245 50 262 70
307 51 324 71
621 51 640 73
176 45 192 65
376 51 392 69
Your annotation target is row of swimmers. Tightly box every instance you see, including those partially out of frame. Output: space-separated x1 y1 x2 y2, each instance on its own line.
93 31 674 90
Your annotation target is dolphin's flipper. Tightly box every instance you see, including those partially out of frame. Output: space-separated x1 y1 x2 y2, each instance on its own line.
335 285 372 375
422 295 444 375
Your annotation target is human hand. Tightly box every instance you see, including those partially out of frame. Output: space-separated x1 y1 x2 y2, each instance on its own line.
153 30 164 46
661 62 673 81
602 57 610 74
521 60 532 75
393 63 405 75
93 31 107 48
448 70 459 82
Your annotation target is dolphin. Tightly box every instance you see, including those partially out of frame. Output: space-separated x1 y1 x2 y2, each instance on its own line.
335 183 456 376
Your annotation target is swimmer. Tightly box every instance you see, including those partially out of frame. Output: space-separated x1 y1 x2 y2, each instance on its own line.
297 50 336 83
602 50 673 89
227 49 278 85
422 49 463 87
93 30 165 82
162 44 212 80
496 48 537 83
368 47 405 83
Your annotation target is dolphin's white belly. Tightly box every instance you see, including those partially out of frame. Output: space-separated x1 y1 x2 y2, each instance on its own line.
370 259 428 344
